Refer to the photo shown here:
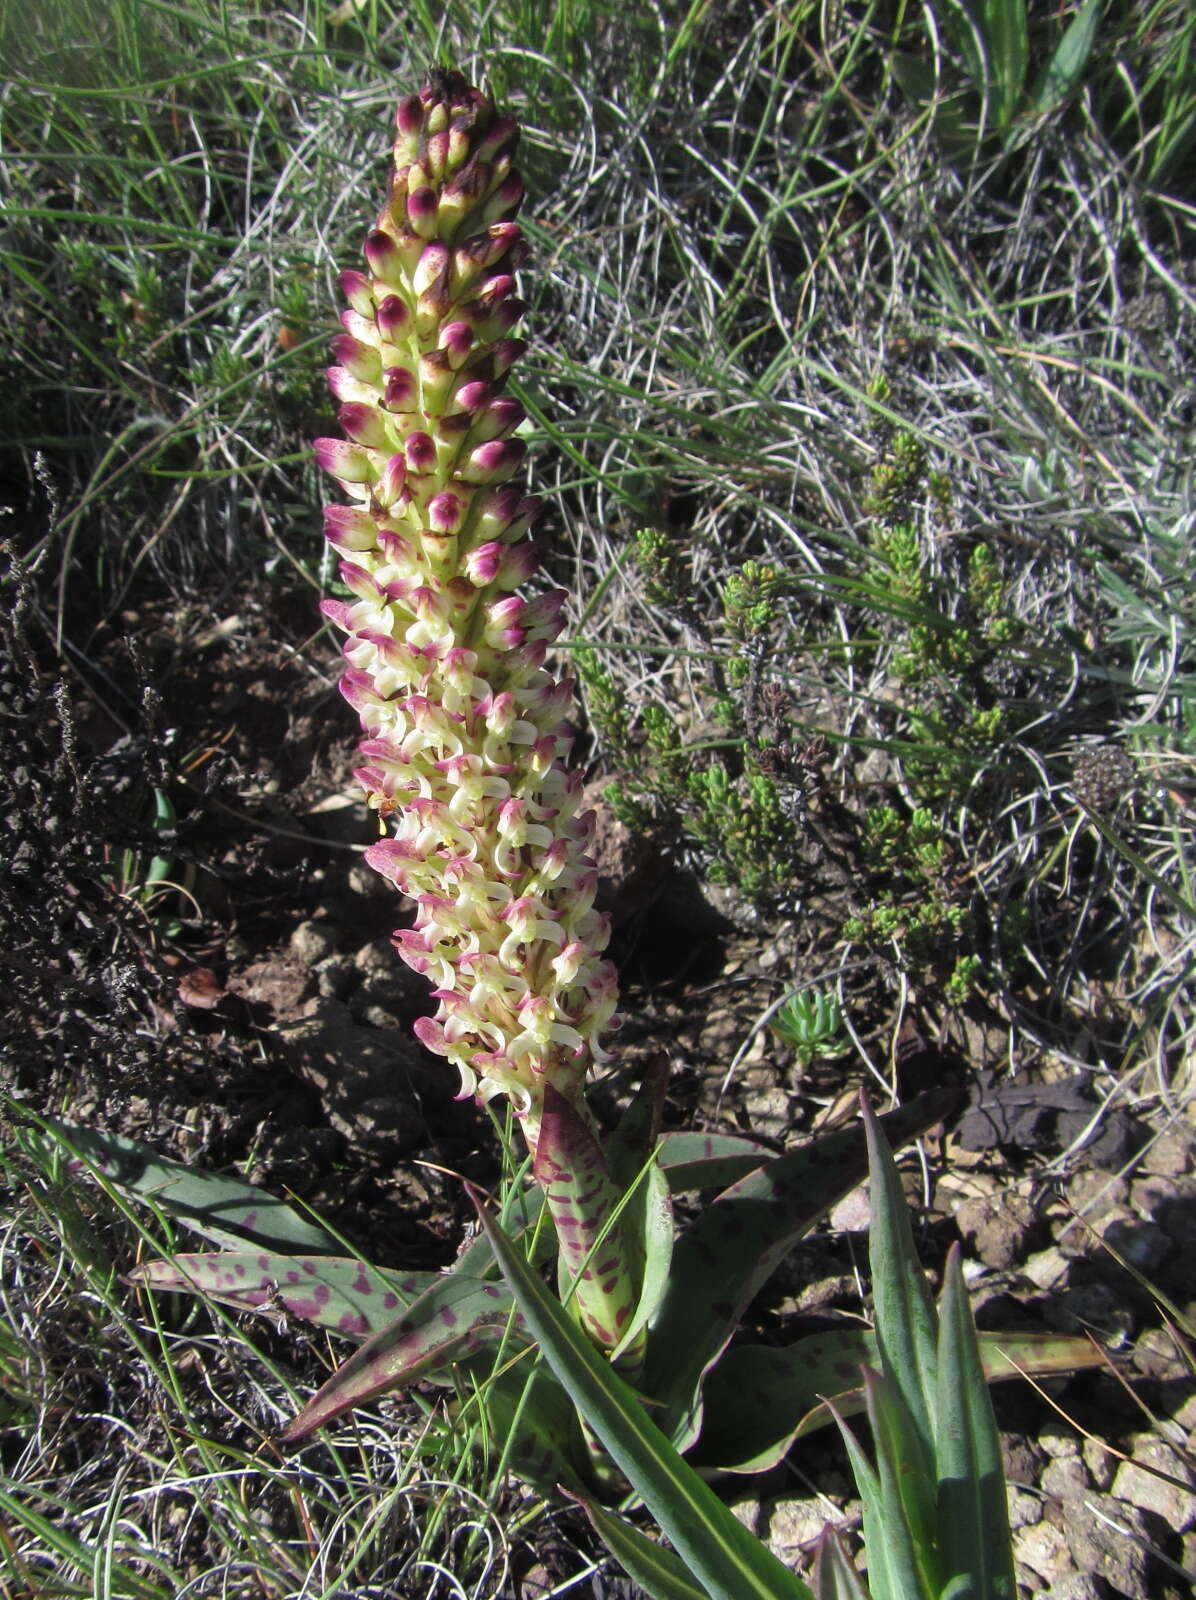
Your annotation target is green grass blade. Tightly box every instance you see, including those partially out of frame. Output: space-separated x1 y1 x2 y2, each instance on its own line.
569 1493 714 1600
861 1097 940 1469
1029 0 1102 113
0 1485 169 1600
934 1248 1016 1600
811 1526 870 1600
982 0 1030 124
471 1187 813 1600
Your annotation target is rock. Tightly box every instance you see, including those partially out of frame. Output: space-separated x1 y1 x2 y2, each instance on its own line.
729 1496 846 1563
1039 1427 1081 1460
1130 1172 1184 1220
1042 1455 1089 1501
1141 1125 1196 1177
346 860 391 899
1083 1436 1118 1492
956 1188 1043 1270
1173 1390 1196 1437
582 786 669 923
1002 1434 1044 1486
228 958 314 1020
1008 1487 1043 1530
829 1183 872 1233
1066 1170 1129 1225
288 918 340 966
1013 1518 1074 1585
315 958 354 1000
1060 1497 1160 1596
1113 1439 1196 1531
1045 1280 1135 1348
1132 1325 1183 1380
1041 1575 1115 1600
273 998 432 1153
350 937 427 1016
1025 1246 1070 1290
1102 1216 1171 1275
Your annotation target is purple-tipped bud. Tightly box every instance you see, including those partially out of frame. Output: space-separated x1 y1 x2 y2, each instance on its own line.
419 349 456 413
480 171 525 226
413 241 451 298
396 92 424 139
373 452 407 509
405 431 437 473
440 322 474 366
427 491 466 535
491 338 527 378
454 223 523 289
314 437 374 484
376 295 409 339
338 403 391 450
453 379 492 413
339 308 375 342
424 130 451 179
458 438 527 485
465 538 539 590
475 113 519 165
383 367 417 411
339 269 375 316
327 366 370 403
470 397 524 443
408 187 439 238
330 334 382 384
323 503 377 552
364 228 402 285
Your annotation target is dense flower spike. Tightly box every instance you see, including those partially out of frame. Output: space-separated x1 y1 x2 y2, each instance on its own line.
320 70 619 1150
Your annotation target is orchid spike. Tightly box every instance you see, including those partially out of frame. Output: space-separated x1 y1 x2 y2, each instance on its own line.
318 70 620 1156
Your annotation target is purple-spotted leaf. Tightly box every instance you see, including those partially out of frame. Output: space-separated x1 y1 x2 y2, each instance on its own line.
128 1253 440 1341
692 1328 1105 1473
279 1273 528 1443
43 1117 342 1255
656 1129 777 1192
644 1087 963 1450
535 1084 640 1355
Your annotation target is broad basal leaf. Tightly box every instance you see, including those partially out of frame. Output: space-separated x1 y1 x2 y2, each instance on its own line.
280 1273 527 1442
128 1252 439 1340
43 1117 342 1255
645 1088 962 1450
693 1329 1104 1474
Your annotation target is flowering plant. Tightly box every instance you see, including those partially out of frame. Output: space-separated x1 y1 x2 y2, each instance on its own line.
51 70 1101 1600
